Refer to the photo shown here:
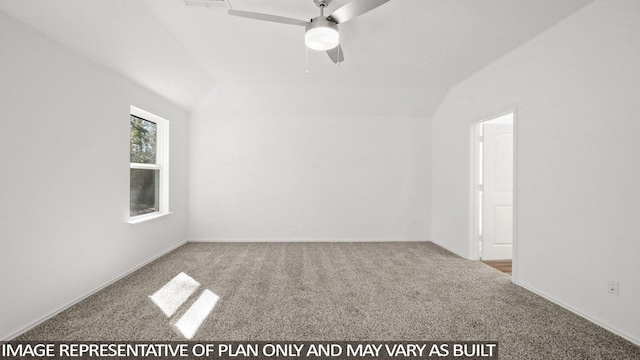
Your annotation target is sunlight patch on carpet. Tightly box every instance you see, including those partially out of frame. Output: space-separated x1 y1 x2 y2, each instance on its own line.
174 289 220 339
149 272 220 339
149 272 200 317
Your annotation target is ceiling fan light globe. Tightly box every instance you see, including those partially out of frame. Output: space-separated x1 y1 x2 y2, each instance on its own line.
305 18 339 51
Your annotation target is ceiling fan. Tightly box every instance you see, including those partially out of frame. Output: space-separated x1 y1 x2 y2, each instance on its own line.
228 0 391 63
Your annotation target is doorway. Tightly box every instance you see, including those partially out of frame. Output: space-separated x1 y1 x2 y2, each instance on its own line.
472 112 515 267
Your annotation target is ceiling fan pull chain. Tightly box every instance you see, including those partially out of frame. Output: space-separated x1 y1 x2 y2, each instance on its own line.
305 44 309 74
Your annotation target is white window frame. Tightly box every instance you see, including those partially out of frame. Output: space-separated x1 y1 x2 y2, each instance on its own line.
129 106 170 223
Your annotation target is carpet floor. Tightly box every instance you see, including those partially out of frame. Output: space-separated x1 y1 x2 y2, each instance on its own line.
16 242 640 359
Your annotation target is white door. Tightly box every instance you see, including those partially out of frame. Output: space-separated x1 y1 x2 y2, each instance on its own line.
481 123 513 260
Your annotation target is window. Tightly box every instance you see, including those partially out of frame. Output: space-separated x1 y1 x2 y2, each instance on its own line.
130 106 169 220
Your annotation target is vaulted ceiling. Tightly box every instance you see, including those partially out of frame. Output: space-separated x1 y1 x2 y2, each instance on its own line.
0 0 593 116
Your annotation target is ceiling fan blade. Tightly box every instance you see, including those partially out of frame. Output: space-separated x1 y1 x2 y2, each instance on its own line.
328 0 391 24
228 10 309 27
326 45 345 64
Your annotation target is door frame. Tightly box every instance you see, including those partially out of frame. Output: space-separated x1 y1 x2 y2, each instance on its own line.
469 107 519 281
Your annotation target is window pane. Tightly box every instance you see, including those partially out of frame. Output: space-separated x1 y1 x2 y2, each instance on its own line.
130 169 159 216
130 115 157 164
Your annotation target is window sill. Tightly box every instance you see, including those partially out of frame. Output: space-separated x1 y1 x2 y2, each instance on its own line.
128 212 172 224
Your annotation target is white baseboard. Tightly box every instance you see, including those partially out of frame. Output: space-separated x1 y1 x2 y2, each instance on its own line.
428 238 470 259
188 238 430 243
515 281 640 347
3 240 187 341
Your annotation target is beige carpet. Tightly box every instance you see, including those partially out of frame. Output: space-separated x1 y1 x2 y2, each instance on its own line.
16 242 640 359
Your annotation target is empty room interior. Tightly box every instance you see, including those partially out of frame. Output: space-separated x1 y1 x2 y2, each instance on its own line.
1 0 639 358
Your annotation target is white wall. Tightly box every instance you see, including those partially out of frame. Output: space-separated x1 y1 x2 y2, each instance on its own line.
0 12 190 340
431 0 639 344
188 82 430 242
